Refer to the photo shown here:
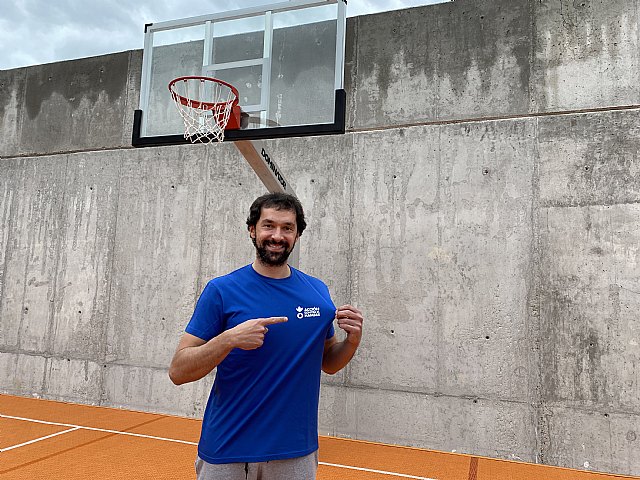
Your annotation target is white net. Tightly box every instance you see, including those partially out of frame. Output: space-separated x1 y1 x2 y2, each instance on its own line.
169 77 237 143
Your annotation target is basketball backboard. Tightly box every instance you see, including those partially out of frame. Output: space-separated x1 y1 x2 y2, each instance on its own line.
133 0 347 146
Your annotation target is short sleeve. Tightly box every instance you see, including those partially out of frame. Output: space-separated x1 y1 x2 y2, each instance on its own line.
326 322 335 339
185 281 224 341
321 281 336 340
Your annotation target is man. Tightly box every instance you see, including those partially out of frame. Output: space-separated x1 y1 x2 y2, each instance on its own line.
169 192 363 480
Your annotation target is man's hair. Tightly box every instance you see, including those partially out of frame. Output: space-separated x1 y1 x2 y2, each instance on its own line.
246 193 307 236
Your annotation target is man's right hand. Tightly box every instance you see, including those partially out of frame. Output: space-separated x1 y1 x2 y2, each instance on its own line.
230 316 288 350
169 316 287 385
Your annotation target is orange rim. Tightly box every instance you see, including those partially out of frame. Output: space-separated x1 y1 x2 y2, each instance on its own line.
168 76 239 111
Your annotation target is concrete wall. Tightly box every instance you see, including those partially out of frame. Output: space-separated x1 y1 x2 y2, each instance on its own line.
1 0 639 475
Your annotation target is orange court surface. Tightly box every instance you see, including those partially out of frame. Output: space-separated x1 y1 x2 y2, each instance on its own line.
1 394 637 480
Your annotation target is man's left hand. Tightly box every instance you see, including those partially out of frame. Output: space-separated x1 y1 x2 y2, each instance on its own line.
335 305 363 346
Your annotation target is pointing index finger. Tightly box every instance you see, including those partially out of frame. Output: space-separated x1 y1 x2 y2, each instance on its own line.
259 316 288 326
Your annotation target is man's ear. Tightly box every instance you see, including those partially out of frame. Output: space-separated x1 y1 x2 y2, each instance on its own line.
249 225 256 239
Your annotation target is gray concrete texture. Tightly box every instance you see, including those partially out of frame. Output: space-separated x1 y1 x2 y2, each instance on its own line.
0 0 639 476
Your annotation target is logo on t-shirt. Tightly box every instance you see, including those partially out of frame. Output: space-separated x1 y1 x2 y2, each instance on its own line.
296 305 321 319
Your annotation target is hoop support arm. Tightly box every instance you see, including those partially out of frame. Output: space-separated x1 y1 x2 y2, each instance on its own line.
233 140 296 197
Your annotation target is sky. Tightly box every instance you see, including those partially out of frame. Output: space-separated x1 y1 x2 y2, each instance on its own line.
0 0 451 71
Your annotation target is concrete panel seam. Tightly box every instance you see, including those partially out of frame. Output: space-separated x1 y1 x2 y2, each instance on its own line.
0 160 23 340
2 351 105 362
17 68 28 155
326 382 536 406
0 145 137 161
347 104 640 134
15 163 33 351
39 155 71 397
434 126 443 394
101 361 173 373
527 0 536 114
529 116 546 464
195 147 212 308
637 0 640 101
43 155 70 359
344 133 356 388
541 199 640 209
0 351 173 374
541 402 640 418
0 350 60 359
347 17 360 131
98 154 123 405
121 51 136 146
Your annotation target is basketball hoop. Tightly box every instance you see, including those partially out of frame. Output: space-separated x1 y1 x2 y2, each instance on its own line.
168 76 241 143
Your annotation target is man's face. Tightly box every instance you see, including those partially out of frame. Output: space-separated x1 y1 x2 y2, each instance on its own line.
250 207 299 266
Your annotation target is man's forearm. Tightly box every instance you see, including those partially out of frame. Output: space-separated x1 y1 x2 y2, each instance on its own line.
169 332 235 385
169 316 286 385
322 339 359 375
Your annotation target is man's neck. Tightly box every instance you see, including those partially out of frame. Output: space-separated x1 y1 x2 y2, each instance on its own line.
251 260 291 279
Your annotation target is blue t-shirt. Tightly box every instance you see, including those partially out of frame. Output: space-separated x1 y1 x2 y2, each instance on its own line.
186 264 336 464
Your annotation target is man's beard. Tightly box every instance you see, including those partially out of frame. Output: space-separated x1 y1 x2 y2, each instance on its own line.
252 237 295 266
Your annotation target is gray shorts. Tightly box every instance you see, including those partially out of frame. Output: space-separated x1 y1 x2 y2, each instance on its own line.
195 450 318 480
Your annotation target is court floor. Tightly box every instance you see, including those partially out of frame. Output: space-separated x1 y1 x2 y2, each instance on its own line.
0 394 637 480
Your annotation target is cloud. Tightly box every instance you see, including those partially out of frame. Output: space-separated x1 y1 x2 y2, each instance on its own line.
1 0 140 69
0 0 451 70
347 0 448 17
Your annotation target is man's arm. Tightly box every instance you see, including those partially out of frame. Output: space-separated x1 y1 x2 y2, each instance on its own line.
322 305 363 375
169 316 287 385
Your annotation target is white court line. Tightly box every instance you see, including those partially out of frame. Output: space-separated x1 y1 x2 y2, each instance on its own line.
1 414 438 479
320 461 437 480
0 414 197 446
1 427 80 452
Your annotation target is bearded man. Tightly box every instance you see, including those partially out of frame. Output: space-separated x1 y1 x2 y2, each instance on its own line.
169 192 364 480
